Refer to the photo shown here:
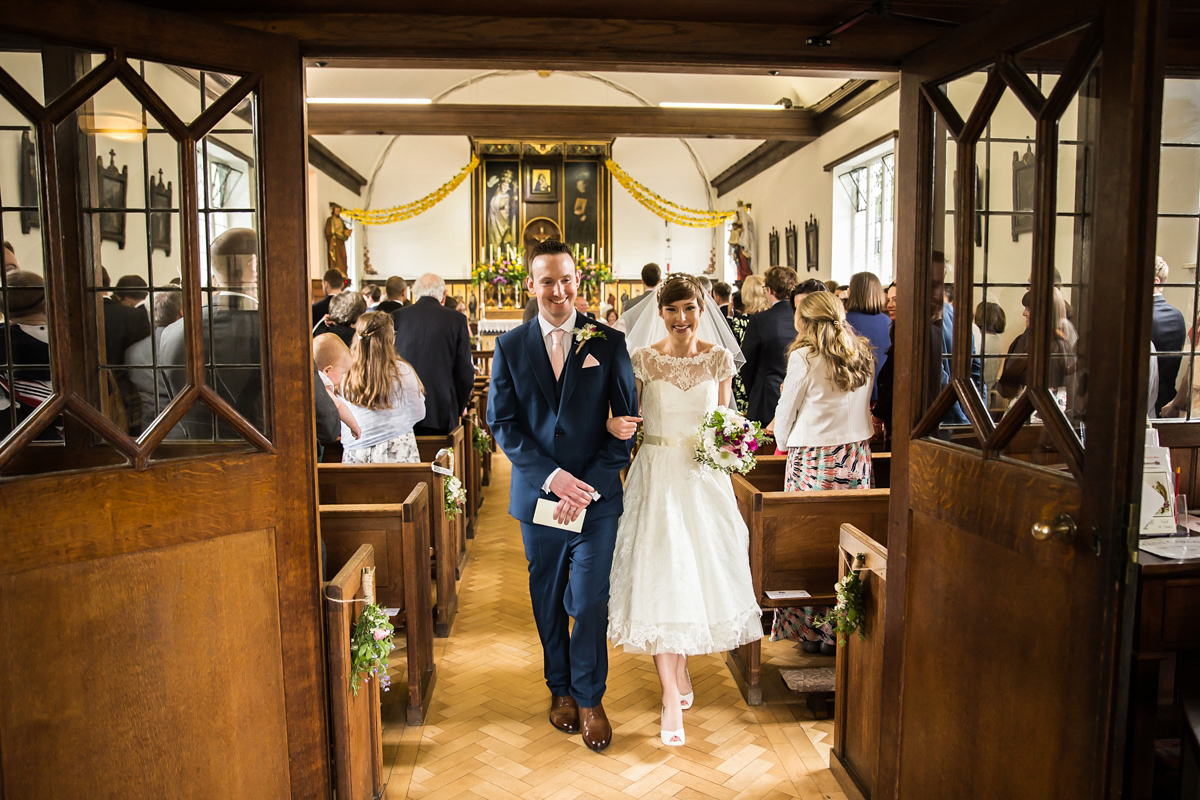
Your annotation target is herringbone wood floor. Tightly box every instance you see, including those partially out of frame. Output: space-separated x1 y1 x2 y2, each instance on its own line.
379 454 848 799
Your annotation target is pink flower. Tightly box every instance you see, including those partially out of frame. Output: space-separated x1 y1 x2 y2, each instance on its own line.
372 628 389 641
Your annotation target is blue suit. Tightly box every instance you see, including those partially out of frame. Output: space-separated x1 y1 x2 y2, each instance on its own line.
487 315 637 707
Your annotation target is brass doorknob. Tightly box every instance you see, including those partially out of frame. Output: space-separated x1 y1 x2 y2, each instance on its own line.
1031 513 1076 543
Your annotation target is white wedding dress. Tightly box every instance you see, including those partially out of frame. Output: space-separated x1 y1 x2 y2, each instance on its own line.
607 346 763 655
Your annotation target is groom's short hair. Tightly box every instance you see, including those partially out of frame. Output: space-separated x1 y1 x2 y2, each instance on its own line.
527 240 574 274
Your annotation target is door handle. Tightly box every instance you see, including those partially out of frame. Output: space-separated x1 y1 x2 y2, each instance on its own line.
1031 513 1076 544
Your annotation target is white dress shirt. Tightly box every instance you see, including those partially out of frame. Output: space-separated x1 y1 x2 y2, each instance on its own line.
774 347 874 449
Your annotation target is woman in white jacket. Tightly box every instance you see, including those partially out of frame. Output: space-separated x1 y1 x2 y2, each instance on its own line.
767 290 875 651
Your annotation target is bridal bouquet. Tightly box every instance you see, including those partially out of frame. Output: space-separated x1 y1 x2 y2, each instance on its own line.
693 407 771 474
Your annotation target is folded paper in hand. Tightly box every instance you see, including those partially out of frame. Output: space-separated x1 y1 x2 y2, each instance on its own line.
534 498 586 532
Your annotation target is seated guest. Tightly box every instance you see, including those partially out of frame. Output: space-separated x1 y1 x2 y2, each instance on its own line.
574 295 595 320
313 290 365 346
391 273 475 437
739 266 800 426
375 276 408 313
605 308 619 326
843 271 891 395
312 333 361 440
0 270 60 440
125 289 183 432
160 227 263 438
312 268 346 326
340 311 425 463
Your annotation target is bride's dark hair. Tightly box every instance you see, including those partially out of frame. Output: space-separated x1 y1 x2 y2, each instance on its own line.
657 273 705 309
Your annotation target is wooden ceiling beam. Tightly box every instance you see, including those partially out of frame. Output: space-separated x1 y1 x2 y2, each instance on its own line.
710 78 898 196
306 103 818 140
220 13 943 73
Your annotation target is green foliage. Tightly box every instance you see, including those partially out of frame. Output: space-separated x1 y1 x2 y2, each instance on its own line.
444 474 466 519
349 603 395 695
472 421 492 455
815 557 867 645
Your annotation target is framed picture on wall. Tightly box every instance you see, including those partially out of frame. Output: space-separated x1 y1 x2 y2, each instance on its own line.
768 228 780 267
805 215 819 272
564 161 598 253
149 168 172 256
97 150 128 250
19 130 39 233
1012 144 1035 241
524 163 557 202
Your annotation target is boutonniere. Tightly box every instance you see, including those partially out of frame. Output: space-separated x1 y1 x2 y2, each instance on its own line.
573 323 606 354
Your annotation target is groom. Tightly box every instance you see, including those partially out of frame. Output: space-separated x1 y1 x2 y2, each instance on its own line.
487 240 637 751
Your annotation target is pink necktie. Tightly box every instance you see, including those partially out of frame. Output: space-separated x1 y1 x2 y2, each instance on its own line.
549 328 565 380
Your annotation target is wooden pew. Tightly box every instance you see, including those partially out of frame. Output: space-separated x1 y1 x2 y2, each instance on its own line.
830 524 889 800
319 486 437 724
324 545 384 800
728 458 890 705
416 426 469 576
319 453 459 638
463 405 485 521
473 380 493 487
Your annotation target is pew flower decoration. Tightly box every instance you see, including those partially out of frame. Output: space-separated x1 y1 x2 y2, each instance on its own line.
693 406 771 474
444 474 466 519
815 554 867 645
572 323 606 354
472 418 492 455
349 603 395 695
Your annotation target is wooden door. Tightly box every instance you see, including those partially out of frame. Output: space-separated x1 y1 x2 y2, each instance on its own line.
884 1 1164 798
0 4 326 798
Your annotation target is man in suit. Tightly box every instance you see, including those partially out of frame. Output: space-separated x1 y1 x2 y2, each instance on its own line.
739 265 799 425
312 268 346 327
391 273 475 436
375 275 408 314
1151 255 1187 416
621 262 661 315
161 228 263 438
487 240 637 752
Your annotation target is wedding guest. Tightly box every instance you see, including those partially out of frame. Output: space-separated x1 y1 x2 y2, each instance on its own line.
769 290 874 652
0 270 59 440
125 289 182 432
2 240 17 273
843 271 891 394
997 288 1077 404
1151 255 1186 416
885 282 897 320
313 290 366 346
740 274 770 316
312 332 361 441
104 272 152 432
375 276 408 313
623 262 662 314
739 266 799 426
339 311 425 463
574 295 595 320
791 278 828 309
312 267 346 326
605 308 619 326
974 301 1007 409
713 281 732 318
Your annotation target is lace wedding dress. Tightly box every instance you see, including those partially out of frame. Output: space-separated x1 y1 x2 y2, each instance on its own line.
607 346 763 655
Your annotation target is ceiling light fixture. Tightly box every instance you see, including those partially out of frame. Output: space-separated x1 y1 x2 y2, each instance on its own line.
659 102 787 111
305 97 433 105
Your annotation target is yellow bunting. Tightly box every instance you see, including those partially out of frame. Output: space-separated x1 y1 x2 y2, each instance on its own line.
606 159 736 229
343 155 481 226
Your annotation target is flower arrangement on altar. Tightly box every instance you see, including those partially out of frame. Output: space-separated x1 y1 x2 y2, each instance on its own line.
575 253 613 293
470 256 525 288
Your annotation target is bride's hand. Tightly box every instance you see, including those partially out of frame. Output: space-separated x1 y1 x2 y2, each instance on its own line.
606 415 641 440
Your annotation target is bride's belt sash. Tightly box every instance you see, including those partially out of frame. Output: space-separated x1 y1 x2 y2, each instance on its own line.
643 434 692 448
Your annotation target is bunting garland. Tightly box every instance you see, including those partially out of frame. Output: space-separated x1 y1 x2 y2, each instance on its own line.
606 159 736 229
342 155 481 226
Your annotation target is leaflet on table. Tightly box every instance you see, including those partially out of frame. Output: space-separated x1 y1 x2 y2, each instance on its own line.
765 590 812 600
1141 445 1176 536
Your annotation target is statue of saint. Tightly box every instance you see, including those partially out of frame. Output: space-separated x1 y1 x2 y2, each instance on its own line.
730 200 756 282
486 170 517 254
325 203 351 274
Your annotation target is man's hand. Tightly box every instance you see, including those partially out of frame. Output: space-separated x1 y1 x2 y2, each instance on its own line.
606 415 641 441
554 498 585 524
548 470 596 507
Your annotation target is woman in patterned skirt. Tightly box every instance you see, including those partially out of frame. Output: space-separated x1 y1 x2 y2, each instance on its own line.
767 291 875 652
340 311 426 464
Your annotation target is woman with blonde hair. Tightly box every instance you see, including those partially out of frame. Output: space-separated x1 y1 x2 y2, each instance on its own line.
739 274 771 315
768 291 875 651
340 311 426 463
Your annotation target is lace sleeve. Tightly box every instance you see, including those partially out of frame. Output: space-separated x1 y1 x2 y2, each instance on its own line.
711 346 736 382
631 347 648 383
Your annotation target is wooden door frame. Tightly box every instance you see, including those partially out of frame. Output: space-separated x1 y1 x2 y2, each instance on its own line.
0 3 327 796
882 0 1168 797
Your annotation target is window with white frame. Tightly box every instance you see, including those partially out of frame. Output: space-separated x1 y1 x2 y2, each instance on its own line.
831 140 895 286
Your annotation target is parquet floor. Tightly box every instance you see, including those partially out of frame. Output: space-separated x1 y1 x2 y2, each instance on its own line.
379 454 848 800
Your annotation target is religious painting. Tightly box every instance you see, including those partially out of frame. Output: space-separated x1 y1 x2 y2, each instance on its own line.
524 162 557 202
804 215 819 272
97 149 128 249
19 130 39 233
785 222 798 269
564 161 598 253
768 227 780 267
1011 143 1035 241
149 168 173 256
484 160 519 259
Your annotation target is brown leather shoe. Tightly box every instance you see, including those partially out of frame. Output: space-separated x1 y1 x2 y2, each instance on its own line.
579 704 612 752
549 695 580 734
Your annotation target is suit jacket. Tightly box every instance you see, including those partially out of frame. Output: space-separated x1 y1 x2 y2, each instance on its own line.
391 296 475 434
739 301 797 424
623 289 654 314
487 316 637 522
1152 294 1187 413
103 298 151 366
312 294 333 327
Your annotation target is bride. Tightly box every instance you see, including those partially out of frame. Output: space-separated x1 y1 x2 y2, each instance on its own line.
605 273 761 747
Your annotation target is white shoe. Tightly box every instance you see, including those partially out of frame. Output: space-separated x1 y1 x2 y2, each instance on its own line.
661 707 685 746
680 669 694 710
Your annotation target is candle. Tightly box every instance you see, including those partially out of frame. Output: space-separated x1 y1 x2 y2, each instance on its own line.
591 244 596 261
